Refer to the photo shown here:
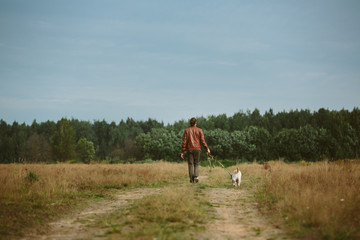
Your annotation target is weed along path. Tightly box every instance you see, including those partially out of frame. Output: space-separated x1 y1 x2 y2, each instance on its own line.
23 180 291 240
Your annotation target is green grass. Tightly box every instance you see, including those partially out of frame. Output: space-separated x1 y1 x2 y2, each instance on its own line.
94 186 209 240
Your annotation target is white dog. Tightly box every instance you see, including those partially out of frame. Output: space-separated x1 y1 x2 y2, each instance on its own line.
231 168 242 187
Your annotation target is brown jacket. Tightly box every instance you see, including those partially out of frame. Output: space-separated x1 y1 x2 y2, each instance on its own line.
182 126 209 153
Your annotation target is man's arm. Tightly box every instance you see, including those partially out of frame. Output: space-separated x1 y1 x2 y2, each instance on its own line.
200 129 211 154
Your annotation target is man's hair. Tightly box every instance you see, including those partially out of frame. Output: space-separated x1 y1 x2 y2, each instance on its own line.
190 117 197 126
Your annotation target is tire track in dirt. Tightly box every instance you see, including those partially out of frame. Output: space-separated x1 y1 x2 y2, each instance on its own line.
199 187 293 240
22 188 161 240
22 184 293 240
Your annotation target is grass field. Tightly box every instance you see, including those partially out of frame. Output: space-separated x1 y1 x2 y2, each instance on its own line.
0 160 359 239
0 162 187 238
256 160 360 240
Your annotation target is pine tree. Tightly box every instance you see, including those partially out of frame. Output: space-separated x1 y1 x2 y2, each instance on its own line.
51 118 76 161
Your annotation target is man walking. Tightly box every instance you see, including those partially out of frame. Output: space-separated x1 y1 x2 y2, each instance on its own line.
181 117 211 183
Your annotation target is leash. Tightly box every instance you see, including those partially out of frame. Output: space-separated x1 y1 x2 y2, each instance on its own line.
207 154 232 176
207 153 215 170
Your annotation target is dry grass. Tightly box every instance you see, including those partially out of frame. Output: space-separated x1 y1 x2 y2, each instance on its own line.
2 160 359 239
211 160 360 239
0 162 187 238
255 160 360 240
200 162 265 191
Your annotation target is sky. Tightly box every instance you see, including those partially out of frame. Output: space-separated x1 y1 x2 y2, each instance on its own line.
1 0 360 125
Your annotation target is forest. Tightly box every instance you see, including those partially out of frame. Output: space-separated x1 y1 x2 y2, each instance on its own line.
0 108 359 164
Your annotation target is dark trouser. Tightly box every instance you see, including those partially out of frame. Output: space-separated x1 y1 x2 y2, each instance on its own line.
187 150 200 183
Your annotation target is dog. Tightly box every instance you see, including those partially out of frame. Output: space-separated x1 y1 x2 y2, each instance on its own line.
231 167 242 187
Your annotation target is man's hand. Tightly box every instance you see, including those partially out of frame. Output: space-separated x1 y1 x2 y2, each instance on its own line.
207 148 211 154
181 153 184 159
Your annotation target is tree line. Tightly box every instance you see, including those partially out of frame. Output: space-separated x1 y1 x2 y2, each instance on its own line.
0 108 359 163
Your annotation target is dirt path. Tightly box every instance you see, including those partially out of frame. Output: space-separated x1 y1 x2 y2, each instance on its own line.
23 185 292 240
22 188 161 240
198 187 291 240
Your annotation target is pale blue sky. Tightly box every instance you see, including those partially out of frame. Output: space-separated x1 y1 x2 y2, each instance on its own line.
1 0 359 124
